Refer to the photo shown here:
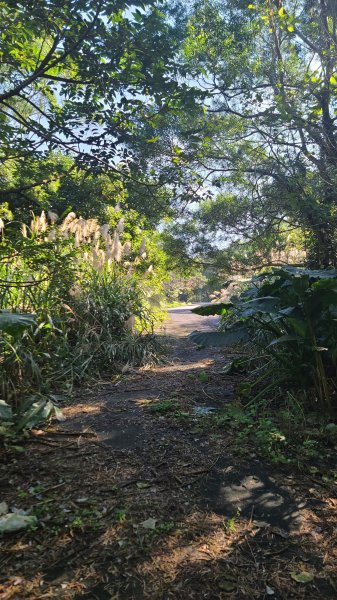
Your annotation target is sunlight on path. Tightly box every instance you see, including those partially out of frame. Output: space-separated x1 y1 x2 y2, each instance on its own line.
159 304 219 338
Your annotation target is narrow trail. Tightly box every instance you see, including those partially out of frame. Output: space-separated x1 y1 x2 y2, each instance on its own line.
1 307 336 599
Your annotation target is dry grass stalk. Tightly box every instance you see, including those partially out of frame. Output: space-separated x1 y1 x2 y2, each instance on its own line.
24 211 155 275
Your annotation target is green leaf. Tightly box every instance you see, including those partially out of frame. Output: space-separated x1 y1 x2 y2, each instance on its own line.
223 359 247 374
190 324 249 347
198 370 209 383
0 400 13 421
240 296 280 316
326 423 337 433
0 311 36 336
14 398 57 432
278 267 337 280
290 571 314 584
268 334 302 347
192 303 232 316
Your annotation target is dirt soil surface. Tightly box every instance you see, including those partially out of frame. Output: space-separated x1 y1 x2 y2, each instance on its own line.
1 306 337 599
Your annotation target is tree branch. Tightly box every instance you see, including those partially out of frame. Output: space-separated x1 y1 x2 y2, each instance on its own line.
0 2 102 103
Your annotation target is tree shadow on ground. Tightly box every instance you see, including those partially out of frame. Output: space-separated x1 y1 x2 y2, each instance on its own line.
1 314 336 599
70 485 336 600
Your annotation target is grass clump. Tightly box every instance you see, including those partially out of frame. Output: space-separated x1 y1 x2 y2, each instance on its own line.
150 399 178 413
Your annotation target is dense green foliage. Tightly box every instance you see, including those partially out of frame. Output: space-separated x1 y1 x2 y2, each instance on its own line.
192 267 337 412
149 0 337 271
0 208 167 434
2 0 337 433
2 1 337 270
0 0 201 222
0 0 187 166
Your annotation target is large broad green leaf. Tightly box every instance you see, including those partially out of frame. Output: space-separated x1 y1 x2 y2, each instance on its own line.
311 279 337 292
240 285 259 300
286 317 307 337
290 274 310 295
276 266 337 280
0 311 36 336
239 296 280 317
190 324 249 347
192 303 232 316
0 400 13 421
278 306 301 317
268 334 302 347
14 398 59 432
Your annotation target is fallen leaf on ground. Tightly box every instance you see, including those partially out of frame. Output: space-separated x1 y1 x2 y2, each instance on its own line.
0 501 8 515
218 579 236 593
0 514 37 533
291 571 314 583
140 517 157 530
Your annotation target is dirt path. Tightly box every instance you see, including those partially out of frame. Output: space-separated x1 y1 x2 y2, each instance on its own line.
1 307 337 599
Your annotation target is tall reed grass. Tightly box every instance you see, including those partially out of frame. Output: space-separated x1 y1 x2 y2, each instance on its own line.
0 210 163 415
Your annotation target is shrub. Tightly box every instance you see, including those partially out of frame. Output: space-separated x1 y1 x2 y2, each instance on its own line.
191 266 337 413
0 210 165 433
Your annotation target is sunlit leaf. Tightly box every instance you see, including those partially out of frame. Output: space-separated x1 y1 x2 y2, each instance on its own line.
290 571 314 584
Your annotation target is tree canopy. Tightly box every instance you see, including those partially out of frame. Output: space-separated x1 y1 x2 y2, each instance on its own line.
165 0 337 269
0 0 197 209
1 0 337 270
